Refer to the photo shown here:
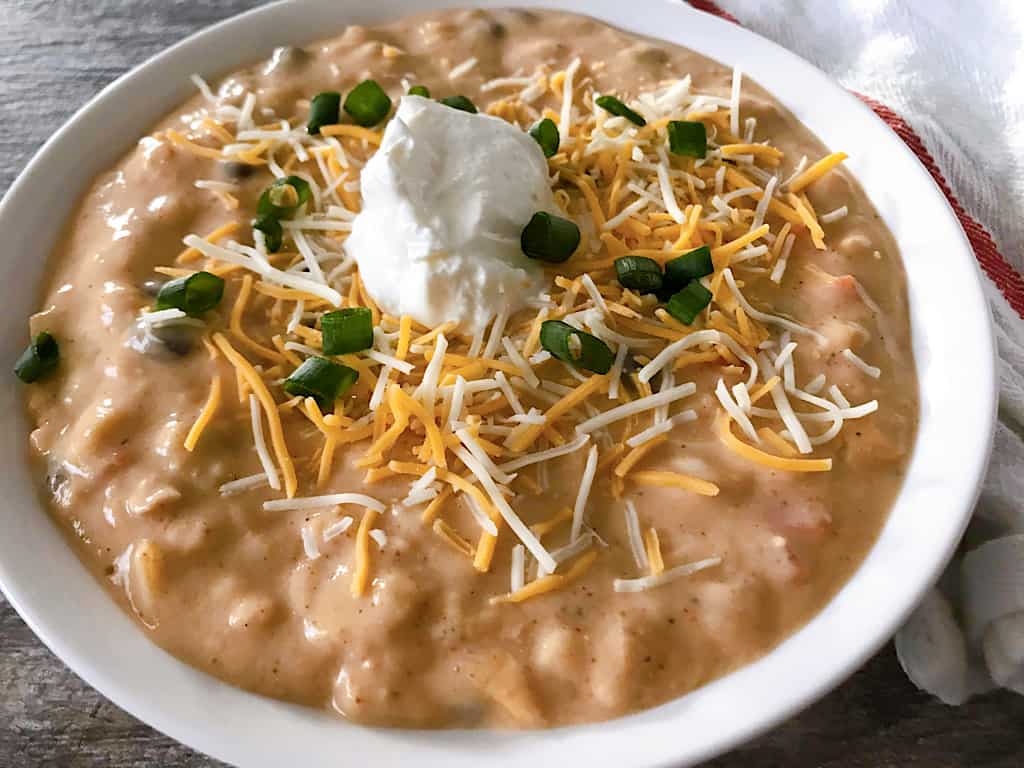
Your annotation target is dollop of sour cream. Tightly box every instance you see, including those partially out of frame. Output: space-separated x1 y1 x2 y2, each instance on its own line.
345 96 557 332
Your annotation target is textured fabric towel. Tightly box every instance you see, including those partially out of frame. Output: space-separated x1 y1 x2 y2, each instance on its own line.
695 0 1024 703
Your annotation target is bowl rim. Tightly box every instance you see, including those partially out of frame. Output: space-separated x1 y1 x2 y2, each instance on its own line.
0 1 996 767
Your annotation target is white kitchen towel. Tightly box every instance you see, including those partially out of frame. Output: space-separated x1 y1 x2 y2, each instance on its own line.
701 0 1024 703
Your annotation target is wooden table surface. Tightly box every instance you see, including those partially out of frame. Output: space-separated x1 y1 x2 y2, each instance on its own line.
1 1 1021 765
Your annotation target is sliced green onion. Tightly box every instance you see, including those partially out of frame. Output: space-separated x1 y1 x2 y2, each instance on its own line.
257 176 312 219
665 281 713 325
282 356 358 408
521 212 580 263
307 91 341 135
539 320 614 374
155 271 224 316
667 120 707 158
665 245 714 286
408 85 430 98
14 332 59 383
529 118 560 158
253 214 283 252
343 80 392 127
438 95 477 114
614 256 663 293
595 95 646 127
321 307 373 355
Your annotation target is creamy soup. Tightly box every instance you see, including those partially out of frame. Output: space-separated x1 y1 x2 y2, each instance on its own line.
22 9 917 728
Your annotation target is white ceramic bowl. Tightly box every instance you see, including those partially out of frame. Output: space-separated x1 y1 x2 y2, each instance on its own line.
0 1 996 766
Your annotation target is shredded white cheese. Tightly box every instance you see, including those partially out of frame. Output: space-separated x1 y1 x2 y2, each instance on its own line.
300 523 321 560
501 336 539 387
218 473 269 496
413 333 448 406
264 493 385 513
623 500 649 572
498 434 591 473
729 67 742 137
625 410 696 447
451 446 555 571
448 56 478 80
842 348 882 378
820 205 849 223
559 58 581 144
322 515 354 541
614 556 722 593
510 544 526 592
570 445 599 543
249 395 281 491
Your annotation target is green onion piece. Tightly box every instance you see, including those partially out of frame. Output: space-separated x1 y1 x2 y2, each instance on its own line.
408 85 430 98
529 118 560 158
321 307 373 355
14 332 59 383
595 95 646 127
155 271 225 317
253 214 283 252
665 245 714 286
343 80 392 127
539 320 614 374
438 95 478 114
307 91 341 135
667 120 707 158
282 356 358 408
614 256 663 293
521 212 580 263
257 175 312 219
665 281 713 325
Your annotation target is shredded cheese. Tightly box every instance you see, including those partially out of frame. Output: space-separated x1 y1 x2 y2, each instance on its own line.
631 470 719 497
614 556 721 593
490 550 597 605
623 500 649 571
214 334 297 497
183 375 221 451
575 382 696 435
351 508 379 597
264 492 386 513
570 445 599 543
614 435 666 478
842 348 882 378
787 151 848 193
718 414 832 472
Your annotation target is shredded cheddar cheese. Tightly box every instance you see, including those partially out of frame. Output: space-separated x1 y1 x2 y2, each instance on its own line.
421 486 453 524
351 508 379 597
531 507 574 538
230 274 285 364
630 470 720 497
213 333 297 497
614 435 667 478
183 375 221 451
509 374 606 452
644 528 665 576
490 550 597 604
319 124 384 145
787 151 848 193
758 427 799 457
433 519 476 558
788 193 826 250
473 532 499 573
718 415 832 472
